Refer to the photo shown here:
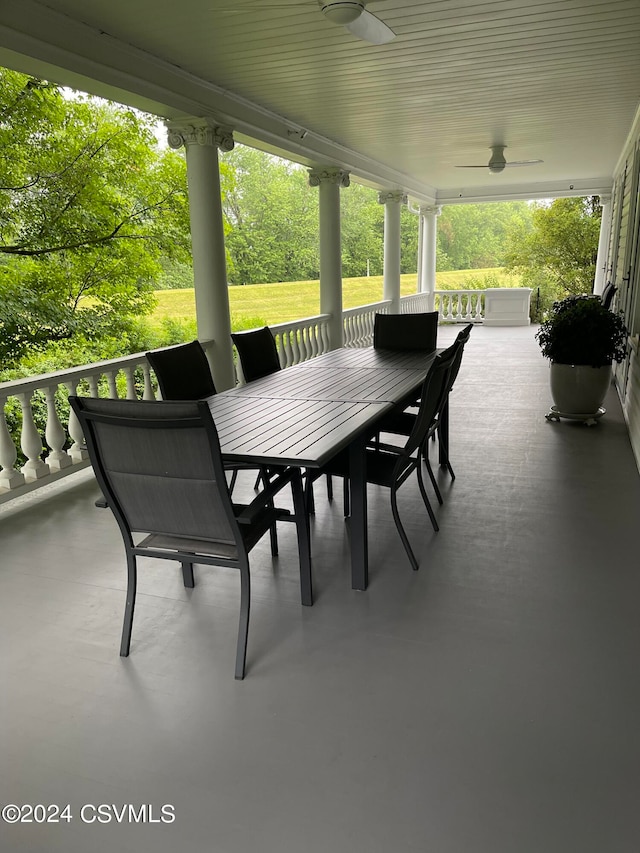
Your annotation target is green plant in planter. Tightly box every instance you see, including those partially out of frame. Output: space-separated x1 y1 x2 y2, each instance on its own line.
536 294 627 367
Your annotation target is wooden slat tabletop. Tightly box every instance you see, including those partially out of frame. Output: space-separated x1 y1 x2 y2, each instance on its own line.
297 347 437 371
208 394 388 468
226 366 428 403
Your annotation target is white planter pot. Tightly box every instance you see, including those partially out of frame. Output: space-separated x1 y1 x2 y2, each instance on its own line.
549 363 612 415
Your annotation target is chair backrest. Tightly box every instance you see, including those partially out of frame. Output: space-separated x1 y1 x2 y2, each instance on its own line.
373 311 439 352
69 396 240 551
146 340 216 400
403 344 460 458
443 323 473 391
601 283 616 310
232 326 282 383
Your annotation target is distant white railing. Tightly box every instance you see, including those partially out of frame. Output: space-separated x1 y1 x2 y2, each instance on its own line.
435 289 485 323
343 300 391 347
267 315 330 368
399 293 432 314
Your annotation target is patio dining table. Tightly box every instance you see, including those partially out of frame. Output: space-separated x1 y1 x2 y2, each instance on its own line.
208 347 438 590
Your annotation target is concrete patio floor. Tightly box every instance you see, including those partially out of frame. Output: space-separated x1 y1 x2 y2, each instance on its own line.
1 324 639 852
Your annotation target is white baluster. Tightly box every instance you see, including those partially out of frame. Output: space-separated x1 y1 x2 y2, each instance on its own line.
44 386 72 471
65 382 89 462
0 395 25 490
141 364 156 400
18 392 49 481
105 370 118 399
87 375 99 397
124 365 136 400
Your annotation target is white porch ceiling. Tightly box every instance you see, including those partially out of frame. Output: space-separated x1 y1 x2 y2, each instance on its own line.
1 0 639 204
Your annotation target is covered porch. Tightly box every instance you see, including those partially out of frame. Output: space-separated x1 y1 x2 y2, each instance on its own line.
2 324 639 852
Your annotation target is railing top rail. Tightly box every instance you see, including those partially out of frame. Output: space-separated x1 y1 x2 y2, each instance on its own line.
266 313 330 334
342 300 391 317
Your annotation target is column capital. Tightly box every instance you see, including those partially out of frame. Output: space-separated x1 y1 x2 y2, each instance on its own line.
597 193 612 206
166 118 235 152
377 190 407 205
420 204 442 217
308 167 350 188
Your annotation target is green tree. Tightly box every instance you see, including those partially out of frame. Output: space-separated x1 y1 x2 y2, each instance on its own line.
0 68 190 365
438 201 533 270
503 197 601 309
221 146 319 284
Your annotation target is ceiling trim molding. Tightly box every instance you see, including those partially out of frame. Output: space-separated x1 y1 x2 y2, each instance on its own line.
437 179 614 205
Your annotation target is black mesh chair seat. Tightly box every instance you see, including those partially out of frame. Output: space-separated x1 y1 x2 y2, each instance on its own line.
146 339 216 399
232 326 282 383
69 396 313 680
373 311 439 352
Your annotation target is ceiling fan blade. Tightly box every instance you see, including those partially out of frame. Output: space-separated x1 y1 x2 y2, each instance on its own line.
454 165 489 169
345 9 395 44
505 160 544 167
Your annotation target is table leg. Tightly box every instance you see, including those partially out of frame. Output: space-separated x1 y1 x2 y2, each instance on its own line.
349 436 368 590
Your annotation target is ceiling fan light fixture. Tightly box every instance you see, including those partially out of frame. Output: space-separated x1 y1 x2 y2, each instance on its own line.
320 2 365 26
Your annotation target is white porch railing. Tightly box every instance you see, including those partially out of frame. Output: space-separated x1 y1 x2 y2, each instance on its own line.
0 292 487 504
343 300 391 347
0 353 156 503
435 289 485 323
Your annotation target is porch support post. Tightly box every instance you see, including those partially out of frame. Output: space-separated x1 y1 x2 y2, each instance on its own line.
419 205 442 312
593 194 613 296
378 191 407 313
309 167 350 350
167 119 235 390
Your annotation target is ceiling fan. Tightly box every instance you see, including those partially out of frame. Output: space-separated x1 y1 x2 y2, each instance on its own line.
455 145 544 175
217 1 395 45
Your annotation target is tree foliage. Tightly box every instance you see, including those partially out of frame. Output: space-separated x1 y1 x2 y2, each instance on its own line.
503 197 601 306
0 68 190 365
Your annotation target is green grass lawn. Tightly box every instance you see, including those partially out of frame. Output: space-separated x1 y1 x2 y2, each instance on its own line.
151 268 521 331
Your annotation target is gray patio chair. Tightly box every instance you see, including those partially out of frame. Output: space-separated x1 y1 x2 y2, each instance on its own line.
601 283 617 310
69 396 313 679
311 347 458 571
376 324 473 504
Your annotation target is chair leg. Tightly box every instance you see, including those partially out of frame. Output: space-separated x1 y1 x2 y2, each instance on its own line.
120 551 138 656
416 461 440 532
291 469 313 606
253 471 262 490
228 469 238 495
235 558 251 680
343 476 350 517
181 561 195 588
421 447 443 505
326 474 333 502
390 485 419 571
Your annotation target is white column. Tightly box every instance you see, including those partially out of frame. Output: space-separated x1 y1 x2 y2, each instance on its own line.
308 168 350 350
378 191 407 313
167 119 235 390
419 205 442 312
593 194 613 296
